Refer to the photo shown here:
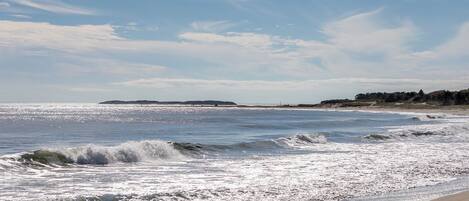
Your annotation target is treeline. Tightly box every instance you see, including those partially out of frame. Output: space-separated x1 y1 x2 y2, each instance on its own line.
320 99 353 104
355 89 469 105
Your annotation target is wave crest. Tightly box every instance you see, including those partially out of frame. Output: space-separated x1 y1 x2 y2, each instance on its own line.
14 140 184 166
363 122 469 142
171 133 327 155
62 140 185 164
4 134 328 167
275 134 328 147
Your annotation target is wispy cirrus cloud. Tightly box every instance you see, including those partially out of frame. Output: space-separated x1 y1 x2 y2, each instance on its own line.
10 14 31 18
113 22 159 33
0 20 119 52
0 9 464 79
190 20 237 32
432 22 469 59
0 1 10 9
11 0 95 15
179 32 275 49
321 8 416 54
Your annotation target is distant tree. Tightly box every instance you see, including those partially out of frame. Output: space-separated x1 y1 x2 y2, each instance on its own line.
418 89 424 97
441 91 454 105
320 99 353 104
455 89 469 105
352 88 469 105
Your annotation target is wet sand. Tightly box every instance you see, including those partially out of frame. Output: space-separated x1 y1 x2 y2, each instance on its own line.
432 191 469 201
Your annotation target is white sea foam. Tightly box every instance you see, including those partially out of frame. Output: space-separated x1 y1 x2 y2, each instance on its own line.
3 140 469 201
2 106 469 201
274 133 327 147
363 118 469 143
54 140 185 164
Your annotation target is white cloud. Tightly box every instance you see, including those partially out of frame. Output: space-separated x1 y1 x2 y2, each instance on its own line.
10 14 31 18
0 1 10 9
116 77 469 92
114 22 159 32
190 20 237 32
0 20 313 77
179 32 275 49
175 9 423 78
322 8 416 54
12 0 95 15
0 20 120 52
0 9 456 66
433 22 469 58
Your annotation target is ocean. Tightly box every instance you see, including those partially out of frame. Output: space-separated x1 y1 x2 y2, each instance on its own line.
1 103 469 200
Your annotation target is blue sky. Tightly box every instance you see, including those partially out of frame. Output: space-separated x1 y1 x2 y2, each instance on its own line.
1 0 469 103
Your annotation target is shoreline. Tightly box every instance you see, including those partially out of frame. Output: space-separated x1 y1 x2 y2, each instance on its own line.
97 103 469 116
344 106 469 201
331 106 469 116
335 105 469 201
432 191 469 201
234 105 469 116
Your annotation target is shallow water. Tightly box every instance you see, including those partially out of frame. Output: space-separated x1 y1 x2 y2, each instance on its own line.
0 103 468 200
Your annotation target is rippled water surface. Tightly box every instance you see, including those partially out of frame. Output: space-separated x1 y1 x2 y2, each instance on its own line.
1 103 469 200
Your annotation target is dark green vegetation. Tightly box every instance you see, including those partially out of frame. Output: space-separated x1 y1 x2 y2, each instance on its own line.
320 99 354 104
99 100 237 106
313 88 469 108
355 89 469 106
20 150 73 166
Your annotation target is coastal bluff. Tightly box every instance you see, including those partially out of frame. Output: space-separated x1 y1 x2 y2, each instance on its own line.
99 100 237 106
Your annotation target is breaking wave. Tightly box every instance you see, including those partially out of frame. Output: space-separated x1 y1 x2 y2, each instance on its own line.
363 121 469 142
0 140 185 168
1 134 327 167
61 140 185 164
173 133 327 153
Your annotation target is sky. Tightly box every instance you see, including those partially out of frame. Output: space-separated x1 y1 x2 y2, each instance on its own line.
0 0 469 104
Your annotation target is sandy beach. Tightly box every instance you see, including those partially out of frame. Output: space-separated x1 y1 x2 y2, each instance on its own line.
432 191 469 201
328 105 469 116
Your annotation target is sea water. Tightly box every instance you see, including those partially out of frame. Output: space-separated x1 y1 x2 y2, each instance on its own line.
0 103 468 200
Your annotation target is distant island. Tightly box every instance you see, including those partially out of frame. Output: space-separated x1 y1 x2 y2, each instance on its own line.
99 100 237 106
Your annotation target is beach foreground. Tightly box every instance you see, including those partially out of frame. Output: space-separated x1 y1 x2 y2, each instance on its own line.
433 191 469 201
344 106 469 201
347 106 469 201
